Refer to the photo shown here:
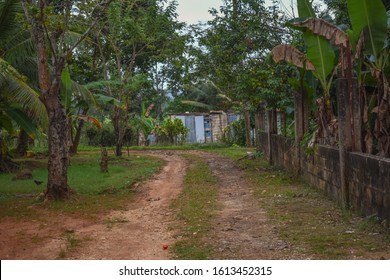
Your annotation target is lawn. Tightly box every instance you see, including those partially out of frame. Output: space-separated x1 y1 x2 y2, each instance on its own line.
0 151 164 219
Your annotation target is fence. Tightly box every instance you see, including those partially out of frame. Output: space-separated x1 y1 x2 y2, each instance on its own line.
255 79 390 223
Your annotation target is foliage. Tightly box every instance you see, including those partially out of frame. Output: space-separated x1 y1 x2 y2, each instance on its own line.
170 154 218 260
87 0 185 155
165 80 229 114
156 118 189 145
295 0 337 100
323 0 350 26
221 119 246 147
85 123 135 147
196 0 288 107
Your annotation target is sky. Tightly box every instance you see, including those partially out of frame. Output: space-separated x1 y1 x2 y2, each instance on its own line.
176 0 298 24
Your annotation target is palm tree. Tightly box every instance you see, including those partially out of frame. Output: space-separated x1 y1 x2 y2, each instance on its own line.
0 0 47 171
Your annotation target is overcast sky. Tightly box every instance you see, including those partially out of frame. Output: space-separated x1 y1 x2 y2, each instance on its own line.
176 0 298 24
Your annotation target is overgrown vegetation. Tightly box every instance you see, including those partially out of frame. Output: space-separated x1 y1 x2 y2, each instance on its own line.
170 154 219 260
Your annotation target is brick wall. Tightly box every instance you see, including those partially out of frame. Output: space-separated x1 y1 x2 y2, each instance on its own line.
258 132 390 222
348 153 390 220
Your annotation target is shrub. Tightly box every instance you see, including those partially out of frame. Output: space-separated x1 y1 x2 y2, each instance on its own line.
156 118 189 145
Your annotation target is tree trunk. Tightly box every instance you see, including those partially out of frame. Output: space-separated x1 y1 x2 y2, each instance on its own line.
16 130 29 157
0 136 19 172
27 9 71 200
45 94 71 200
244 107 252 147
112 105 129 156
100 146 108 173
70 119 85 155
294 90 304 175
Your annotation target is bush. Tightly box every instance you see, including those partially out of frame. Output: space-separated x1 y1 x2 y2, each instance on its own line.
85 123 137 147
85 123 116 147
156 118 189 145
221 119 246 146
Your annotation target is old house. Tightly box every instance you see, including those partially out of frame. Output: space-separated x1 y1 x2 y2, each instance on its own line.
170 111 241 144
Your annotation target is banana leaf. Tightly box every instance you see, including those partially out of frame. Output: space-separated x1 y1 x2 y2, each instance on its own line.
347 0 387 59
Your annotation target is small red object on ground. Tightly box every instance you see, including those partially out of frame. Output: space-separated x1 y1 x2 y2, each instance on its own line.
162 244 168 250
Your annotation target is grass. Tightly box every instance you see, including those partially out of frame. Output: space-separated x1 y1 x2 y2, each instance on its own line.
104 217 129 229
217 151 390 259
128 143 231 151
170 154 219 260
57 230 80 259
0 151 164 219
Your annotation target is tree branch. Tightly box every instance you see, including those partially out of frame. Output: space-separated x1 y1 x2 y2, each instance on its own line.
65 0 113 58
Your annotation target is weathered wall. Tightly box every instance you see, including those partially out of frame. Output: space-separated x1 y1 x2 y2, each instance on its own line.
258 132 390 222
348 153 390 220
210 112 228 142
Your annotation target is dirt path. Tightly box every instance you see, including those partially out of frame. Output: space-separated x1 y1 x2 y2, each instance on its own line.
0 151 305 260
67 151 186 260
202 152 302 259
2 150 389 260
0 151 187 260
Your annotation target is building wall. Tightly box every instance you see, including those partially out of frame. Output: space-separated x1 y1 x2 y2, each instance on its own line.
171 112 240 144
210 112 228 142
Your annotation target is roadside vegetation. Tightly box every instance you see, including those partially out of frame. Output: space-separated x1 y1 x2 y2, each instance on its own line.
214 149 390 259
0 151 163 220
1 146 389 259
170 154 219 260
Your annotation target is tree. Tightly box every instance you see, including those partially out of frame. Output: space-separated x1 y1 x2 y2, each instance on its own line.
0 0 47 170
156 117 189 145
194 0 289 146
93 0 184 156
20 0 112 200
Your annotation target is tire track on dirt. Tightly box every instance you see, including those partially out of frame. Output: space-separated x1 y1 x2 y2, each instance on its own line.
65 151 186 260
203 153 294 259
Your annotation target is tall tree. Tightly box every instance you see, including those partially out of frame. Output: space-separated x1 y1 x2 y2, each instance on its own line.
194 0 288 146
94 0 183 156
0 0 47 170
20 0 112 200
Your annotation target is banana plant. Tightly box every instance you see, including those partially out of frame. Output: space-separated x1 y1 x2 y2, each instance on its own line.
129 103 157 146
272 0 339 146
289 17 357 148
346 0 389 156
282 0 389 155
295 0 337 106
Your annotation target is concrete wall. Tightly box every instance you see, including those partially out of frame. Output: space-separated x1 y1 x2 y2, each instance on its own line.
210 112 228 142
258 132 390 222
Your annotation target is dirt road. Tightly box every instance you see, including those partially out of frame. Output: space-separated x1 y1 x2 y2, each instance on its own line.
0 151 186 260
1 150 389 260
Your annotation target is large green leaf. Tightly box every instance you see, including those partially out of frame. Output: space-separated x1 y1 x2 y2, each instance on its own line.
61 67 73 110
347 0 387 59
180 100 212 110
297 0 316 18
0 113 14 133
94 94 122 106
3 107 39 136
305 34 336 85
296 0 336 87
0 0 23 44
0 58 47 128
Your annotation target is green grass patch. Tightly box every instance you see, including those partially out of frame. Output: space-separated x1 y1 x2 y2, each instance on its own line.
170 154 219 260
104 217 129 228
128 143 231 151
206 147 256 160
57 230 81 259
0 152 164 219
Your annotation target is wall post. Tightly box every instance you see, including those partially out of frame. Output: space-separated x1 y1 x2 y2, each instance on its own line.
337 78 352 209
